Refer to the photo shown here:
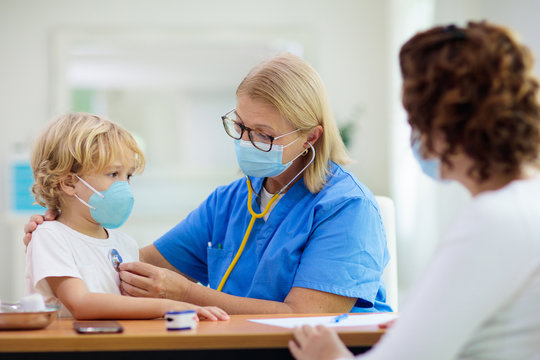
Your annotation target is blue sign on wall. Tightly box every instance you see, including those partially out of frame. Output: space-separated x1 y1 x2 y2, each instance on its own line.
12 162 46 213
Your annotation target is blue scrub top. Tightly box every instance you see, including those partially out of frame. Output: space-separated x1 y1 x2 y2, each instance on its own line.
154 162 391 312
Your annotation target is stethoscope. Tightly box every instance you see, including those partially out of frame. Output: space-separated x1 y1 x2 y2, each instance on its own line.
109 249 123 272
216 142 316 292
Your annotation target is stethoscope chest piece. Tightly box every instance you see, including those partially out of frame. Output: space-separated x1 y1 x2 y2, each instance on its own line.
109 248 123 272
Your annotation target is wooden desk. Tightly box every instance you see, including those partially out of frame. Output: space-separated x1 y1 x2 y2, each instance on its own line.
0 313 385 359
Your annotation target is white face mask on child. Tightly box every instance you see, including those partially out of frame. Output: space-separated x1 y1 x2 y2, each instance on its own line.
74 176 134 229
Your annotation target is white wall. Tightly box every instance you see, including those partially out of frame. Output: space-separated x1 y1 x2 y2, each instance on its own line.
0 0 391 301
436 0 540 79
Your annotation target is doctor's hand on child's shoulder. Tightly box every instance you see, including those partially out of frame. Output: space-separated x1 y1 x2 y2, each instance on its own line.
23 209 58 246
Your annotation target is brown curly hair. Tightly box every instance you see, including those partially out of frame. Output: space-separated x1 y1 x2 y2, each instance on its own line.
399 21 540 181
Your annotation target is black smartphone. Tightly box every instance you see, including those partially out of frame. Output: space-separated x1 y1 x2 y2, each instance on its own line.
73 321 123 334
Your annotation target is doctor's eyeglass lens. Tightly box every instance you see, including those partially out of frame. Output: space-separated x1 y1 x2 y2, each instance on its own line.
221 109 275 152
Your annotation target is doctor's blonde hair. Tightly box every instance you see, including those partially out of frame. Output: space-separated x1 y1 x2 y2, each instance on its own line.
236 53 350 193
31 113 145 210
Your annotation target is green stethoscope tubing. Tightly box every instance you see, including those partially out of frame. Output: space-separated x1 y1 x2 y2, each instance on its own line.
216 143 315 292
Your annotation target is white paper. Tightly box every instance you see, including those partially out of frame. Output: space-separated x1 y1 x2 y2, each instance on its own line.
248 313 399 328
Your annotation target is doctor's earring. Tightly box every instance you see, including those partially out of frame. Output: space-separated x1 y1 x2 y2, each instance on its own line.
301 141 312 156
303 139 315 156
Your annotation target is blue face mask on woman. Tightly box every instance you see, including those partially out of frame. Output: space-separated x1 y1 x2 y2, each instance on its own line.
74 176 134 229
234 138 306 178
411 139 442 181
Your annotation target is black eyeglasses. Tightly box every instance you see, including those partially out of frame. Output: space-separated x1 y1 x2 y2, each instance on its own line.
221 109 299 152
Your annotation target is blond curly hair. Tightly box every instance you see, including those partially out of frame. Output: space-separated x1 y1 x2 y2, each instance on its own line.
31 113 145 210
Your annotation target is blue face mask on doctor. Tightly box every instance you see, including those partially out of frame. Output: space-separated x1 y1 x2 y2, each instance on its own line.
234 137 307 178
74 176 134 229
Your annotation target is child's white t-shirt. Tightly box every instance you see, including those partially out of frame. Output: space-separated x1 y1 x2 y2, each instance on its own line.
25 221 139 317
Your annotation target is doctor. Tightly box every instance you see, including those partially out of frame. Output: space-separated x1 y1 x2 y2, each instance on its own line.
25 53 390 314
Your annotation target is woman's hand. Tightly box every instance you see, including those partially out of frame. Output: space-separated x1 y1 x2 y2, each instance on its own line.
378 318 397 329
288 325 354 360
119 261 192 301
23 209 58 246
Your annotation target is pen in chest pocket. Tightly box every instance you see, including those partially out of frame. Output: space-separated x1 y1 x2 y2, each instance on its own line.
208 242 223 249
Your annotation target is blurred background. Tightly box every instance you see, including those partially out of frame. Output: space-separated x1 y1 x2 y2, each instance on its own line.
1 0 539 306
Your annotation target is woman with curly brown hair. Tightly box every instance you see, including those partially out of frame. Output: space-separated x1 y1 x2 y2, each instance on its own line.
289 21 540 360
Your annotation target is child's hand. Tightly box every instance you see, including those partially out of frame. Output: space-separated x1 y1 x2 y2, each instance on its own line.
194 306 230 321
165 301 229 321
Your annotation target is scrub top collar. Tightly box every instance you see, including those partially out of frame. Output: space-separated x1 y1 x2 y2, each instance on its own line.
249 161 340 225
250 161 339 206
249 175 310 215
247 175 312 256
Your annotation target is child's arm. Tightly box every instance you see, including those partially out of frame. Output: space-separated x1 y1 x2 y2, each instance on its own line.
46 276 229 320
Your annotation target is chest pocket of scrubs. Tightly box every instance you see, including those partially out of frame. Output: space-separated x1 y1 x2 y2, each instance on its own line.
206 248 234 290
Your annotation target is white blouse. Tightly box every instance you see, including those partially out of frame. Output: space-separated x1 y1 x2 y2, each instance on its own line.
358 176 540 360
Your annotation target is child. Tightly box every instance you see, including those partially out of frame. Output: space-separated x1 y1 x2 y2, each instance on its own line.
25 113 228 321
